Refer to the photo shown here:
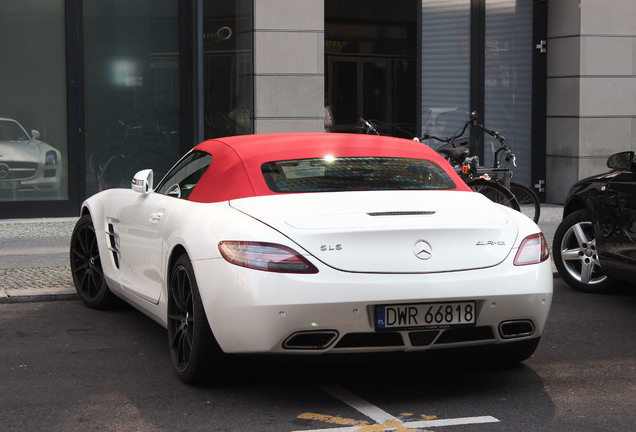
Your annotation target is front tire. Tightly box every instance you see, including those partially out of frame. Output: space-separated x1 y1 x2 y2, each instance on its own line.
167 254 224 384
70 214 115 309
553 209 614 293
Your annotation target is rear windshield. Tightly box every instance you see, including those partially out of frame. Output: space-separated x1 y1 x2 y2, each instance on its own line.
261 157 456 193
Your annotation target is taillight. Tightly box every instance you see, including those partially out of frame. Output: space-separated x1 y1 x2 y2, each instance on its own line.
218 241 318 274
514 233 549 266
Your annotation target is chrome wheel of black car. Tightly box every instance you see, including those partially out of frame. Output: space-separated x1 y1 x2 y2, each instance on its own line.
167 254 221 383
553 209 614 293
70 214 114 309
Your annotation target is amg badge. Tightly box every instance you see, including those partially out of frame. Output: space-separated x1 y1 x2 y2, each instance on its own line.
476 240 506 246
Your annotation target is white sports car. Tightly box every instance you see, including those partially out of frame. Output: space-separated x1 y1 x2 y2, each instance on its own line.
0 118 62 192
70 133 553 383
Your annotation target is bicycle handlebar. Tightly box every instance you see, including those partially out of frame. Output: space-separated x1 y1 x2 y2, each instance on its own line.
419 112 478 146
361 114 517 168
477 124 517 168
359 118 380 135
417 112 518 168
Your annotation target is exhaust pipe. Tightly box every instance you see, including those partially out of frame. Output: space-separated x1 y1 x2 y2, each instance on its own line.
283 331 338 350
499 320 535 339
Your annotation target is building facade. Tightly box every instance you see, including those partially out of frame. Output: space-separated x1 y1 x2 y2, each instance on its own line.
546 0 636 201
0 0 634 219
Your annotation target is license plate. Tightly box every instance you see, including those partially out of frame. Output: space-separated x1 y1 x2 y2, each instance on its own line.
0 180 19 190
375 301 476 330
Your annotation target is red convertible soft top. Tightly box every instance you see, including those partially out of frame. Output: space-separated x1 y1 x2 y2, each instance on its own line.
187 133 470 203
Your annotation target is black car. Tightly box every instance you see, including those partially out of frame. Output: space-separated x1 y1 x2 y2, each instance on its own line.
553 151 636 293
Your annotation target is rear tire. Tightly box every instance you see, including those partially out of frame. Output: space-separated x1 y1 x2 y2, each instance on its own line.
467 178 520 211
167 254 225 384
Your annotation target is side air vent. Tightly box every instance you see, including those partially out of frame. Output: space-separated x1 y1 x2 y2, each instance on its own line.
368 211 436 217
106 223 120 269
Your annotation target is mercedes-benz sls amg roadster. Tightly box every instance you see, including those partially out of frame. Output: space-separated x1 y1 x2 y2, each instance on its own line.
70 133 552 383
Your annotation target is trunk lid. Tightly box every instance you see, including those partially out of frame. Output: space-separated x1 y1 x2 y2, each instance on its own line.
230 191 518 273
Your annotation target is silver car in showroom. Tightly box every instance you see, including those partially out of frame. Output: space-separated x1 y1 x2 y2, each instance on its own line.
0 117 62 193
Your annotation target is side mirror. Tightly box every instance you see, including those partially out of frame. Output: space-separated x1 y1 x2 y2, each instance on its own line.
131 169 153 194
31 130 40 140
607 151 634 171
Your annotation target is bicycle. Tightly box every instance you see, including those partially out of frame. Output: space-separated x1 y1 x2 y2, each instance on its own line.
410 113 540 222
472 120 541 223
359 117 519 211
360 115 540 222
91 117 178 191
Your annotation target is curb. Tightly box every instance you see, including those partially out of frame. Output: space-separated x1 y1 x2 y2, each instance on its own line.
0 287 77 304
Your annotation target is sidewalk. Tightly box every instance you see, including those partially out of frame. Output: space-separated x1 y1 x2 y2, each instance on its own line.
0 205 564 304
0 217 78 303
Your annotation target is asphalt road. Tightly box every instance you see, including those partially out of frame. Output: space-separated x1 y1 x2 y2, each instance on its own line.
1 278 635 432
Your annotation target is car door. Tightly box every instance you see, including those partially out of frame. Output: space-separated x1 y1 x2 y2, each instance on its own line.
116 151 214 303
117 191 174 304
595 155 636 281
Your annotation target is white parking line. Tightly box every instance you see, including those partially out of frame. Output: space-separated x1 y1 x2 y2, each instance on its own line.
321 385 401 424
292 385 499 432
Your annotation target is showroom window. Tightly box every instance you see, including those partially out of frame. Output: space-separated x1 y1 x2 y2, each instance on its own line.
0 1 68 203
83 0 181 196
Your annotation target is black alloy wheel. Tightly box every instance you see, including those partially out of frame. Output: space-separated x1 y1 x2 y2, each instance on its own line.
70 214 114 309
552 209 614 293
167 254 223 383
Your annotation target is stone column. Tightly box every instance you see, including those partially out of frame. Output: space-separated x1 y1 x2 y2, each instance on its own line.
546 0 636 203
253 0 325 133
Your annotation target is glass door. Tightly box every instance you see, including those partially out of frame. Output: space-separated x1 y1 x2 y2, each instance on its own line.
420 0 472 149
328 57 390 133
483 0 534 187
420 0 546 196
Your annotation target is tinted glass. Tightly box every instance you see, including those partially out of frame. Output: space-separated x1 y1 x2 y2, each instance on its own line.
262 157 456 192
156 152 212 200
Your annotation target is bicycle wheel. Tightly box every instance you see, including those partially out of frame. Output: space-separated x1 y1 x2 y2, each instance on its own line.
509 182 541 223
98 154 128 191
467 178 520 211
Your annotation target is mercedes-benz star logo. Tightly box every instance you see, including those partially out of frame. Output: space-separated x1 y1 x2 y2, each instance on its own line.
0 163 10 179
413 240 433 260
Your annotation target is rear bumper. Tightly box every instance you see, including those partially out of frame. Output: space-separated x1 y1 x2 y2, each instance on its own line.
193 255 553 355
